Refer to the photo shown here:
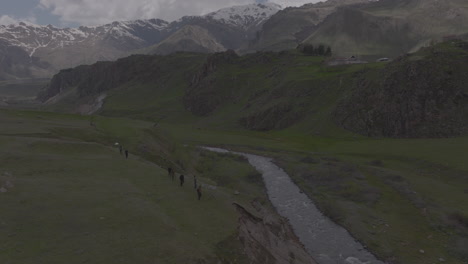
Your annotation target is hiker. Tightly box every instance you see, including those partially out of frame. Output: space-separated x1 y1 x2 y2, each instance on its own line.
168 167 172 177
197 185 202 200
119 145 123 155
179 174 185 187
193 175 197 189
125 150 128 159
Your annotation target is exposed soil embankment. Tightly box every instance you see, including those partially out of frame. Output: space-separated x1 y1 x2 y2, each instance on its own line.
234 202 316 264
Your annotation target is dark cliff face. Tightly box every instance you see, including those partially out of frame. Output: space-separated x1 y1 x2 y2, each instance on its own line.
36 59 132 103
334 41 468 138
37 54 196 103
183 50 239 116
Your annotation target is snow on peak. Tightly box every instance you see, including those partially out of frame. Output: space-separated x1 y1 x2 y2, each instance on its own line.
204 3 282 28
0 19 172 58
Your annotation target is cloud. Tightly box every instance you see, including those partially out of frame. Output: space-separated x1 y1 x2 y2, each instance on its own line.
269 0 316 8
0 15 37 26
38 0 319 26
0 15 19 25
38 0 259 26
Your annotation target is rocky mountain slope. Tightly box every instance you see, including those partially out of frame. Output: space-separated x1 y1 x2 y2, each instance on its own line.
146 25 225 55
0 3 280 80
246 0 379 52
248 0 468 59
303 0 468 58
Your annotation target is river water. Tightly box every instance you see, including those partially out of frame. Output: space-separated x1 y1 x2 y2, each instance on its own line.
204 147 384 264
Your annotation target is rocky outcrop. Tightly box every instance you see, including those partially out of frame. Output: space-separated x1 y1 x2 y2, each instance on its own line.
234 202 316 264
184 50 238 116
334 41 468 138
37 54 174 103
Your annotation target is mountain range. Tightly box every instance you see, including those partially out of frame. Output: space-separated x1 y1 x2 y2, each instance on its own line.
0 3 280 80
1 0 468 80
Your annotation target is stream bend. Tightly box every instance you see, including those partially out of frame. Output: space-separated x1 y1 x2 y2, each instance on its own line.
204 147 384 264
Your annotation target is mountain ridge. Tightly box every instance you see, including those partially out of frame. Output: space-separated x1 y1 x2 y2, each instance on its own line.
37 40 468 138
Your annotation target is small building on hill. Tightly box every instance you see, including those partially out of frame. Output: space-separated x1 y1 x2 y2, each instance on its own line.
326 56 368 66
376 57 390 62
443 35 460 42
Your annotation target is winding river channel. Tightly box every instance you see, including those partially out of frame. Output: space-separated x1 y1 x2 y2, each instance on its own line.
204 147 384 264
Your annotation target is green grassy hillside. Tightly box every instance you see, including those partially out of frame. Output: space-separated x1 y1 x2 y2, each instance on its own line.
0 108 282 264
0 79 48 107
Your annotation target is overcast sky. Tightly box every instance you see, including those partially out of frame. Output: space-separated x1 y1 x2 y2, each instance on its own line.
0 0 318 27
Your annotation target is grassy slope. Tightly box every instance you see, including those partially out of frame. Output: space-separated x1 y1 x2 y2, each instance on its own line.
0 109 268 264
0 79 48 107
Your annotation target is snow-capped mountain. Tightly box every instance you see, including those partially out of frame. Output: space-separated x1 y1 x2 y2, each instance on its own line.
0 3 284 80
0 19 169 58
0 19 172 79
204 3 282 28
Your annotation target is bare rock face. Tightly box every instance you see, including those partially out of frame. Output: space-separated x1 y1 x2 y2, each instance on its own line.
234 203 317 264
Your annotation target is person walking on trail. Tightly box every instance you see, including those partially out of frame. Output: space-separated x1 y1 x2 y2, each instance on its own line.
197 185 202 200
168 167 172 178
193 175 197 189
125 150 129 159
179 174 185 187
119 145 123 155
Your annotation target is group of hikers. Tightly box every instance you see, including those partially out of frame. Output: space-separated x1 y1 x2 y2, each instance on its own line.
118 144 129 159
116 142 202 200
168 167 202 200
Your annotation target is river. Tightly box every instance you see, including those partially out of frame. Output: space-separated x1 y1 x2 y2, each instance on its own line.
204 147 384 264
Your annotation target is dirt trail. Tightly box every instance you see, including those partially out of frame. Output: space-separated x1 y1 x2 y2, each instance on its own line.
204 147 384 264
